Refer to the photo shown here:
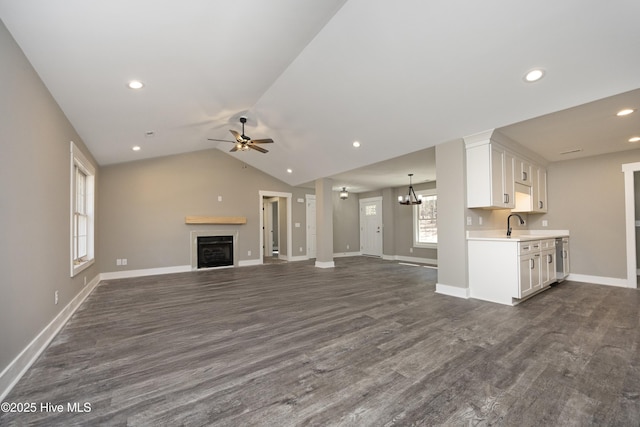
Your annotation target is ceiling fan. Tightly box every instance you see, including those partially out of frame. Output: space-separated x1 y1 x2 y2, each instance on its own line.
208 116 273 153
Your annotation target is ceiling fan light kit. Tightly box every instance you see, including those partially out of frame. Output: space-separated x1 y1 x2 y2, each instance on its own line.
398 173 422 205
208 116 274 153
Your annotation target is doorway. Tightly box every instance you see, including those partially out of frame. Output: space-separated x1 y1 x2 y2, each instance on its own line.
263 197 279 259
359 197 383 257
623 162 640 288
306 194 316 259
259 191 292 263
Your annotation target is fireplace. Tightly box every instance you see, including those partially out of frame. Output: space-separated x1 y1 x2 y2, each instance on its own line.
197 235 233 268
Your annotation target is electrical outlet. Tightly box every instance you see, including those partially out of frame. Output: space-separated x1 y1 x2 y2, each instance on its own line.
299 247 303 252
122 258 127 265
248 250 251 256
116 259 122 266
346 244 350 250
409 247 414 253
479 216 483 225
467 216 472 226
542 220 548 227
54 290 59 305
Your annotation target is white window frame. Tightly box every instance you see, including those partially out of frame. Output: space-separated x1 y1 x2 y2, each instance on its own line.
413 189 437 249
70 141 95 277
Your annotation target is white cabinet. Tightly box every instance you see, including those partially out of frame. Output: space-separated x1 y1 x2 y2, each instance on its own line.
515 157 532 186
468 237 561 305
531 166 548 213
467 141 514 209
465 133 548 212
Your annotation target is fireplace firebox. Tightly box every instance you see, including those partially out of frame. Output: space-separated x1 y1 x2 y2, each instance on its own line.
197 235 233 268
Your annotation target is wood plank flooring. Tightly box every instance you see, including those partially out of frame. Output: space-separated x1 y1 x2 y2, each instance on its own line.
2 256 640 426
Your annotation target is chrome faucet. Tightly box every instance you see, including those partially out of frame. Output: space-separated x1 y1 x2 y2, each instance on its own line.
507 213 525 237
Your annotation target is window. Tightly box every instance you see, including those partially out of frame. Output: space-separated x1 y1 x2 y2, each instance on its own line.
70 141 95 276
414 190 437 248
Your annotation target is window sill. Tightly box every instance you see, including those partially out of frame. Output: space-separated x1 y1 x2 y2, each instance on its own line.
414 243 438 249
72 258 94 277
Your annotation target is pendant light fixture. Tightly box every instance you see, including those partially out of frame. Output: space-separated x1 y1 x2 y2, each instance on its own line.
398 173 422 205
339 187 349 200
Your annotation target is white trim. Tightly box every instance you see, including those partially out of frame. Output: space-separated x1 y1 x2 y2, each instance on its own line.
382 254 438 265
333 251 362 258
288 255 309 262
622 162 640 288
70 141 96 277
315 260 335 268
100 265 191 280
567 273 631 288
0 274 100 401
259 191 292 262
435 283 470 299
238 259 262 267
413 189 437 248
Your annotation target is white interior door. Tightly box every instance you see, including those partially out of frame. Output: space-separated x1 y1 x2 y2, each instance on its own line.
360 197 382 257
306 195 316 259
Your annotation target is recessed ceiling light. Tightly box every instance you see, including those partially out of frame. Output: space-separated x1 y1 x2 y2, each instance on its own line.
617 108 635 116
629 136 640 143
352 141 361 148
286 168 293 174
524 68 545 82
132 145 141 151
128 80 144 89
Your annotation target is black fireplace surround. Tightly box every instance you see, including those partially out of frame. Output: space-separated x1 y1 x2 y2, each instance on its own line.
197 235 233 268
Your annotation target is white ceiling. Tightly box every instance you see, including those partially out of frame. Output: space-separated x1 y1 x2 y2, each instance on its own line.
1 1 639 192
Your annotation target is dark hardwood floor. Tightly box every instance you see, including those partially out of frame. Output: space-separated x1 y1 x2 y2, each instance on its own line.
2 257 640 426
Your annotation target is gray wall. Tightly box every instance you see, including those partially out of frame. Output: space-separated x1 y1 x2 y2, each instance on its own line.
98 150 309 271
435 140 467 288
528 149 640 279
333 191 359 254
0 20 100 373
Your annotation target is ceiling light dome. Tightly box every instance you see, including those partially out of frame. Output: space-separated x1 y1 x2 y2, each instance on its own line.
617 108 635 116
524 68 545 82
127 80 144 89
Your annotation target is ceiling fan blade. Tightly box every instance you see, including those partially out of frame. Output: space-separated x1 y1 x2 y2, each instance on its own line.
229 129 243 142
208 138 236 143
248 144 268 153
229 145 239 152
250 138 274 144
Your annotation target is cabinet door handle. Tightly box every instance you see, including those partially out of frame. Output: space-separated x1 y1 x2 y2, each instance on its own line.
548 254 553 264
530 258 535 269
504 193 510 204
539 201 544 209
563 250 567 259
523 171 528 181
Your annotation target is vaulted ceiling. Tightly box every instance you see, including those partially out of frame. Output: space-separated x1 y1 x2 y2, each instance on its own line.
1 1 639 192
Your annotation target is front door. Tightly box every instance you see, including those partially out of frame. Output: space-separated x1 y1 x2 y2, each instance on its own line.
360 197 382 257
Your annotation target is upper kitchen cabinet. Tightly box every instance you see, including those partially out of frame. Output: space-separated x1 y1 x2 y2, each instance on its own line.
465 130 548 212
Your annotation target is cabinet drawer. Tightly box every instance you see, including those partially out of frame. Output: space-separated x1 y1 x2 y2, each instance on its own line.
540 239 556 250
519 241 540 255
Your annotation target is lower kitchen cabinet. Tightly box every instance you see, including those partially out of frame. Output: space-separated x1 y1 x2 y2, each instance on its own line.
469 237 562 305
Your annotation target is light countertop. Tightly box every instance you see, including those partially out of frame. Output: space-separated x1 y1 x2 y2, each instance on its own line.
467 230 570 242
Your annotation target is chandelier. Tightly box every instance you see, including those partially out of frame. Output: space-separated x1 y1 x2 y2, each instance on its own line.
398 173 422 205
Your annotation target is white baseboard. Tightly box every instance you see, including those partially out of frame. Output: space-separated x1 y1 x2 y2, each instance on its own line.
435 283 470 299
315 261 335 268
288 255 309 262
0 274 101 402
238 259 262 267
334 251 362 258
389 255 438 265
101 265 191 280
567 273 632 288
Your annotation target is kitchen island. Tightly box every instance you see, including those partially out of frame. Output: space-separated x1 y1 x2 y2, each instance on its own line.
468 230 570 305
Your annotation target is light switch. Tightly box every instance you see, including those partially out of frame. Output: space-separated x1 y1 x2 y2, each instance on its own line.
542 220 548 227
467 216 472 226
217 196 222 202
295 222 300 228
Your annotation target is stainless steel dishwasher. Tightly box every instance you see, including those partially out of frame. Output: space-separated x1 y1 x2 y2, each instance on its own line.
555 237 570 281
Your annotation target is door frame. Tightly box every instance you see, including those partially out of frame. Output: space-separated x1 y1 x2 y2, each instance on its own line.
259 191 292 262
305 194 316 259
263 197 279 257
359 196 383 257
623 162 639 288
